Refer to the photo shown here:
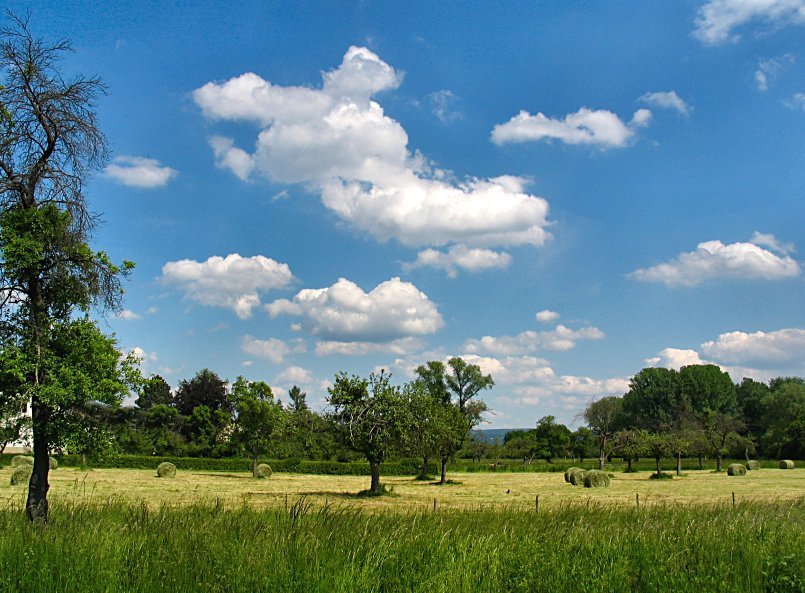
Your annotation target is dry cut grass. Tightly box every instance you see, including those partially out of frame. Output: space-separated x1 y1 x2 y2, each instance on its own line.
2 465 803 512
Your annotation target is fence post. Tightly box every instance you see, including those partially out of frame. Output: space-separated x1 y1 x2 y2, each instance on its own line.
732 492 735 510
433 497 437 513
636 492 640 510
535 494 539 513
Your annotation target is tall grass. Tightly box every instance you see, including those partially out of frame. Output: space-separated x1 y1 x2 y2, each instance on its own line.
0 498 801 592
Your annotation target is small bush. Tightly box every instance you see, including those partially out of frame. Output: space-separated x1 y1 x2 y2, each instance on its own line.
727 463 746 476
49 457 59 470
564 467 583 483
255 463 272 479
779 460 795 470
746 460 760 471
156 462 176 478
11 455 33 467
10 464 32 486
583 470 611 488
568 468 588 486
649 472 673 480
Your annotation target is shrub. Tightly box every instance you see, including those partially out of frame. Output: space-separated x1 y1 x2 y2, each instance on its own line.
11 455 33 467
10 464 32 486
779 460 795 470
156 462 176 478
568 468 588 486
649 472 673 480
49 457 59 470
727 463 746 476
564 467 583 483
255 463 272 479
746 460 760 471
583 470 611 488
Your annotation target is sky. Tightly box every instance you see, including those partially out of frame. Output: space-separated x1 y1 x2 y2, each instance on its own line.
8 0 804 428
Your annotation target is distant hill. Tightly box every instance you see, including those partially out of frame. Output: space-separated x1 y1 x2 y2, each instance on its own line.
471 428 527 444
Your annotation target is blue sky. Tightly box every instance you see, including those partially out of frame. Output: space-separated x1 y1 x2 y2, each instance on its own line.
10 1 804 427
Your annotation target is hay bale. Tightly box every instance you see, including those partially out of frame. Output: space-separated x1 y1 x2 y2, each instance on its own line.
156 462 176 478
746 460 760 471
11 455 33 467
779 460 795 470
568 468 588 486
255 463 273 479
727 463 746 476
49 457 59 470
583 470 611 488
10 464 32 486
564 467 583 483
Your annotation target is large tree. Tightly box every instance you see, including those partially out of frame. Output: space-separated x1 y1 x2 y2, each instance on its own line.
582 395 625 469
231 377 283 477
622 367 682 430
135 374 172 410
327 371 406 495
0 15 133 521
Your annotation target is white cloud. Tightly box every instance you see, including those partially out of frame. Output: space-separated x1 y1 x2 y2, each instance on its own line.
276 365 314 384
491 107 646 148
463 324 605 356
694 0 805 45
194 47 552 254
241 336 292 364
700 328 805 366
117 309 142 320
104 156 177 188
754 54 795 91
161 254 294 318
267 277 443 347
404 245 511 277
536 310 560 324
639 91 691 115
315 337 423 357
630 234 800 286
785 92 805 110
425 89 463 123
645 348 707 369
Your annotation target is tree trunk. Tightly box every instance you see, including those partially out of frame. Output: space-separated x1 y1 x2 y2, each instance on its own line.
252 450 258 478
440 456 448 484
655 456 661 475
627 456 633 472
26 399 50 522
676 451 682 476
369 459 381 494
421 455 429 477
698 454 703 470
715 452 723 472
598 450 606 471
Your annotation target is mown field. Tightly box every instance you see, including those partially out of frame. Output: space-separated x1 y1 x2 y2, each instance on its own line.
1 467 802 592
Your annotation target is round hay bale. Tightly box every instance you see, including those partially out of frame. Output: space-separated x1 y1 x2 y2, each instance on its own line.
727 463 746 476
10 464 32 486
11 455 33 467
779 460 795 470
156 462 176 478
255 463 273 479
564 467 583 483
583 470 611 488
49 456 59 470
746 460 760 471
568 468 588 486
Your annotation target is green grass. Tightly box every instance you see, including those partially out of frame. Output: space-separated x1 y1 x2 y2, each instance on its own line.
0 498 801 592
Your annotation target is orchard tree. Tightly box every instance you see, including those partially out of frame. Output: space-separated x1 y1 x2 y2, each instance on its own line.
328 371 406 495
533 416 571 463
0 15 135 521
445 357 493 414
622 367 682 430
232 377 283 477
582 395 625 469
174 369 231 418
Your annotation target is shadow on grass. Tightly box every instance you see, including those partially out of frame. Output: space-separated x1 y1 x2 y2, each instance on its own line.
190 473 253 480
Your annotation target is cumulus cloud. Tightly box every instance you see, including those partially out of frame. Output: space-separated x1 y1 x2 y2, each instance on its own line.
315 337 424 357
241 336 294 364
266 277 443 353
276 365 314 385
104 156 177 188
700 328 805 366
630 233 800 286
161 254 294 318
491 107 647 148
194 47 552 255
536 310 560 324
117 309 142 320
694 0 805 45
404 245 511 277
754 54 795 91
645 348 708 369
425 89 463 123
785 92 805 110
639 91 691 115
464 324 605 356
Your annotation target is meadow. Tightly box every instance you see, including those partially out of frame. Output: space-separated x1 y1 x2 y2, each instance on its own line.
1 466 802 592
